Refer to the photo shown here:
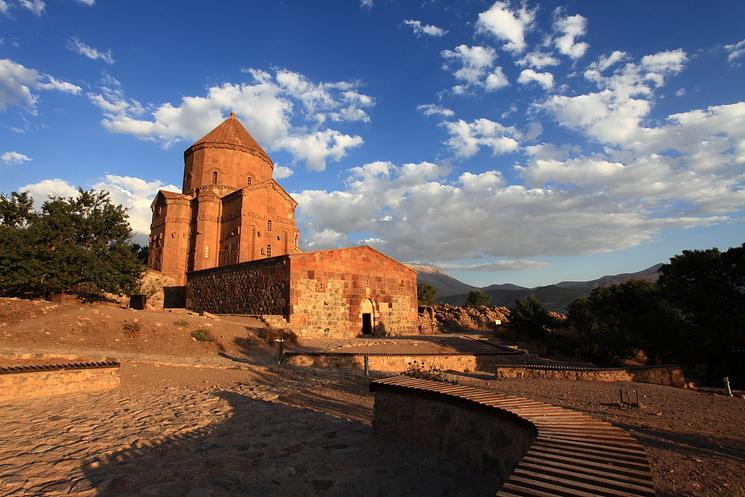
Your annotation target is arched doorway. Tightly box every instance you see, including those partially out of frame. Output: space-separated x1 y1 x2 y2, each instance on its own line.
361 299 374 336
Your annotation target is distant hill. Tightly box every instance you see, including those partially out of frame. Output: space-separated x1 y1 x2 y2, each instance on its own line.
408 264 479 298
414 263 663 311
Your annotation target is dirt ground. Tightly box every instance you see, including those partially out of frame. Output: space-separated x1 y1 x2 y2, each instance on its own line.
1 297 744 497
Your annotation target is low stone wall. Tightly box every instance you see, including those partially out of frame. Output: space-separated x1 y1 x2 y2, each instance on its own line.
495 364 686 388
0 363 120 401
373 387 535 484
286 353 503 374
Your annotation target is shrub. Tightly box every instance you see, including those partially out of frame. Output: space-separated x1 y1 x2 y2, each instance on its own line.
510 295 556 339
465 290 490 307
417 283 438 306
191 328 215 342
402 360 455 383
122 321 141 333
173 319 190 328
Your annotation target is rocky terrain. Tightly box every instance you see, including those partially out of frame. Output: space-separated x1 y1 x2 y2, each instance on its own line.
418 304 511 334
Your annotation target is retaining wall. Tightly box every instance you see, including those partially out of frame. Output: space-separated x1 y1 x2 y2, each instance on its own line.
0 361 120 401
286 353 504 374
495 365 686 388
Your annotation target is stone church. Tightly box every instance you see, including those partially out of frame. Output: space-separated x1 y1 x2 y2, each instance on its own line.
148 113 417 338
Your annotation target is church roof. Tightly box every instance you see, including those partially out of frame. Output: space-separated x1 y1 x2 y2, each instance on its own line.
186 112 272 165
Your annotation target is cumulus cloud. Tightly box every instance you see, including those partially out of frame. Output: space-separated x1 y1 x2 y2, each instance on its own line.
21 175 180 237
417 103 454 118
517 51 560 69
441 44 508 93
88 68 369 171
443 118 519 157
0 58 81 112
293 159 726 265
725 39 745 63
517 69 554 90
18 0 44 15
1 151 31 164
552 12 588 59
0 1 9 14
543 49 688 145
76 0 94 5
476 1 535 54
404 19 447 37
68 37 114 64
273 164 293 179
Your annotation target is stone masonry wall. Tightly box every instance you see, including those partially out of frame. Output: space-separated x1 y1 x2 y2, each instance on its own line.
0 367 120 401
288 247 418 339
374 389 535 484
186 256 290 315
495 365 686 388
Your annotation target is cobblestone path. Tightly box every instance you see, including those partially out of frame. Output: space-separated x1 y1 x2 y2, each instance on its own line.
0 378 495 497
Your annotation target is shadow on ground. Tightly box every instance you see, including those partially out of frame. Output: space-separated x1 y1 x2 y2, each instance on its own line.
81 390 498 497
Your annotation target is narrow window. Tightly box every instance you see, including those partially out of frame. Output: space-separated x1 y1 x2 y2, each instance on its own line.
267 219 272 232
212 171 218 184
266 244 272 258
247 176 253 186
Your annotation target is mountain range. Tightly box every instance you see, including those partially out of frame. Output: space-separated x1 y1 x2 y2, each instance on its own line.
408 263 663 312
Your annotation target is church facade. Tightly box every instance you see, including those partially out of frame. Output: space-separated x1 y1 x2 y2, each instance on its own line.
148 113 418 338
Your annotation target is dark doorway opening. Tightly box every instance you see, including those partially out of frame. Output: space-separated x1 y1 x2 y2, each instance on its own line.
362 313 373 335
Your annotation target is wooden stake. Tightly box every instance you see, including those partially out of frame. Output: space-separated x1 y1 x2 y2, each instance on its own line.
724 377 733 397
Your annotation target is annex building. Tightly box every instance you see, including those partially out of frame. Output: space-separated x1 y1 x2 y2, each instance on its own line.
148 113 417 338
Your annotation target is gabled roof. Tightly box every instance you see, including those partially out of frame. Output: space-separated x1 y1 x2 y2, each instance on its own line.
185 112 272 165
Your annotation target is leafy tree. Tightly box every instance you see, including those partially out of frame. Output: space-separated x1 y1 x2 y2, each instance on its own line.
417 283 438 306
0 189 144 297
465 290 490 307
510 295 556 339
131 243 149 265
658 244 745 382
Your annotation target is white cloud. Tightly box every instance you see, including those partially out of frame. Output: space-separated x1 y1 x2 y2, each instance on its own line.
293 159 726 264
417 103 454 118
485 66 509 91
0 1 9 15
360 0 372 8
675 88 686 97
439 259 548 271
20 175 180 237
1 151 31 164
476 1 535 54
517 69 554 90
517 51 560 69
725 39 745 63
76 0 94 5
444 118 519 157
589 51 628 72
273 165 293 179
545 49 688 145
21 179 78 203
404 19 447 37
88 68 369 171
68 37 114 64
0 58 81 112
441 44 508 93
18 0 44 15
553 12 588 59
277 129 363 172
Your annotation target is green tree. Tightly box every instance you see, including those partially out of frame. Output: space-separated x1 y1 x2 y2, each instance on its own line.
465 290 490 307
658 244 745 382
510 295 555 339
566 280 687 365
417 283 438 306
0 189 144 297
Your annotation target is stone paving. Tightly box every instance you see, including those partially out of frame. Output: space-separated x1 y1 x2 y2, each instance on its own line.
0 375 496 497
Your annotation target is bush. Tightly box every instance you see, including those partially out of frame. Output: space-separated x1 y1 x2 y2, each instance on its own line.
465 290 490 307
173 319 190 328
417 283 438 306
402 361 454 383
191 329 215 342
122 321 141 333
510 295 556 339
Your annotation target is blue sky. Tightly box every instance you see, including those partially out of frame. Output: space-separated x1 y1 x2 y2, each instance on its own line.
1 0 744 287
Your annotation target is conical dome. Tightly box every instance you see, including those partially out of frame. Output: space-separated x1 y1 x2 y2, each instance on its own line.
186 112 272 165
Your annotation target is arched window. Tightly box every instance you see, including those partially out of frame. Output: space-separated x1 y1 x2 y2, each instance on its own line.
212 171 218 184
247 176 253 186
266 244 272 258
267 219 272 232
